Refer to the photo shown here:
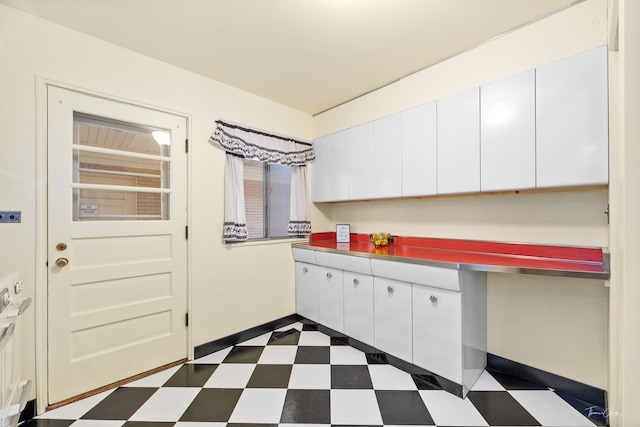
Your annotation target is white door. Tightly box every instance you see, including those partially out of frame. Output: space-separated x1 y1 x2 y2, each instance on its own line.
47 86 189 404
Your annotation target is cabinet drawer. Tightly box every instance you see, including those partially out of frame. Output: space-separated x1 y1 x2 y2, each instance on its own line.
413 285 462 382
371 259 460 291
292 248 316 264
316 251 372 275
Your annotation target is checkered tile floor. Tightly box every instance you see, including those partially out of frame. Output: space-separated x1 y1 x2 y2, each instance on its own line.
27 321 599 427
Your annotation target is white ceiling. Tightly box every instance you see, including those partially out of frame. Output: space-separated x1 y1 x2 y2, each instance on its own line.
1 0 580 115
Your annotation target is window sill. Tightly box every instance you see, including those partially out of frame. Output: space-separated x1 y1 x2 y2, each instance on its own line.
223 236 309 248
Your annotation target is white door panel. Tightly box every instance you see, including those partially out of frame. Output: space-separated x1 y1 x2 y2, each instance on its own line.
47 86 188 404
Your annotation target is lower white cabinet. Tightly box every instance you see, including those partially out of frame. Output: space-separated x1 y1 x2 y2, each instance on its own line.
295 262 319 322
318 266 344 333
412 285 463 384
373 277 412 362
343 272 374 346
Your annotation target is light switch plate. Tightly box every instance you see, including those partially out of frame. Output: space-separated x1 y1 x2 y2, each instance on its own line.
0 211 21 223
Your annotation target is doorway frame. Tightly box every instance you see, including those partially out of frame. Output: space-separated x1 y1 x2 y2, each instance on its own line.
34 78 193 414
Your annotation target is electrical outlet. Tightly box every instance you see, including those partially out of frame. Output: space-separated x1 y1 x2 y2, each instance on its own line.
0 211 21 223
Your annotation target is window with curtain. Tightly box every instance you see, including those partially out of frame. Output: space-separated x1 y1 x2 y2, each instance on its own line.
210 120 314 242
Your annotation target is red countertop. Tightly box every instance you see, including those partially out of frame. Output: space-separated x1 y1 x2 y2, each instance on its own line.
293 232 609 280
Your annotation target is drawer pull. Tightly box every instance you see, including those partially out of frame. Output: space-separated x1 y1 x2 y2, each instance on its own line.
302 267 308 273
430 295 438 303
353 278 359 286
387 286 394 294
326 272 332 279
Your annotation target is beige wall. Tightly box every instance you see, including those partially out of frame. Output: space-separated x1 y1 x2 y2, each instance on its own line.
312 0 610 389
0 3 312 406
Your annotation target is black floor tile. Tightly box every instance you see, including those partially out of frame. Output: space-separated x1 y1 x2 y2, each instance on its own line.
162 363 217 387
375 390 435 425
488 370 548 390
280 389 331 424
268 329 300 346
331 365 373 389
179 388 243 422
21 420 75 427
330 336 350 346
302 324 318 331
295 346 330 364
223 346 265 363
81 387 157 420
365 353 389 364
123 422 175 427
467 390 541 426
411 373 442 390
246 364 292 388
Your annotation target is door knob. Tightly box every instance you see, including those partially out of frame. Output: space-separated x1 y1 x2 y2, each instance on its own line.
55 257 69 267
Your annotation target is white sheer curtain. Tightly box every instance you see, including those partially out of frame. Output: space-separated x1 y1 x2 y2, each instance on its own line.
287 166 311 236
211 120 314 241
223 154 248 241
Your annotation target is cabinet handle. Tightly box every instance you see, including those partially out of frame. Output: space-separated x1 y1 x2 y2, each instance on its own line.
326 272 332 279
353 278 359 286
430 295 438 303
387 286 394 294
303 267 308 273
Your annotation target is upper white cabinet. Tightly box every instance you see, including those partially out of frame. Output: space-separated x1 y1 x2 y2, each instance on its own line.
348 122 374 200
373 113 402 198
536 45 608 188
481 70 536 191
402 102 437 197
311 134 331 203
331 130 349 201
437 87 481 195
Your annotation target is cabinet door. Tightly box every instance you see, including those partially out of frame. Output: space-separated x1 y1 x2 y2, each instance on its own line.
312 135 332 202
373 113 402 198
343 272 374 346
331 129 349 201
402 102 437 197
318 267 344 332
481 70 536 191
536 46 608 187
437 87 480 194
412 285 462 382
295 262 319 322
348 122 374 200
373 278 412 362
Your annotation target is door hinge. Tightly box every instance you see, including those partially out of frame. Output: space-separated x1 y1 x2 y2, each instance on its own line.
605 204 610 224
185 139 189 153
185 312 189 327
185 225 189 239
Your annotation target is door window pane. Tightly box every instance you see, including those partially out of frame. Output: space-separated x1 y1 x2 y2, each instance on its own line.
72 113 171 221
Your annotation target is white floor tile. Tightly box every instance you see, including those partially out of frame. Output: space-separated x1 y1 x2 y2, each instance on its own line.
419 390 489 426
229 388 287 423
288 364 331 389
279 424 329 427
237 332 272 346
203 363 255 388
509 390 597 426
70 421 125 427
368 364 417 390
470 370 506 391
331 390 383 425
330 345 367 365
122 365 182 388
174 423 227 427
298 331 331 346
275 321 304 331
129 387 200 422
189 346 233 364
37 389 116 420
257 345 298 364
